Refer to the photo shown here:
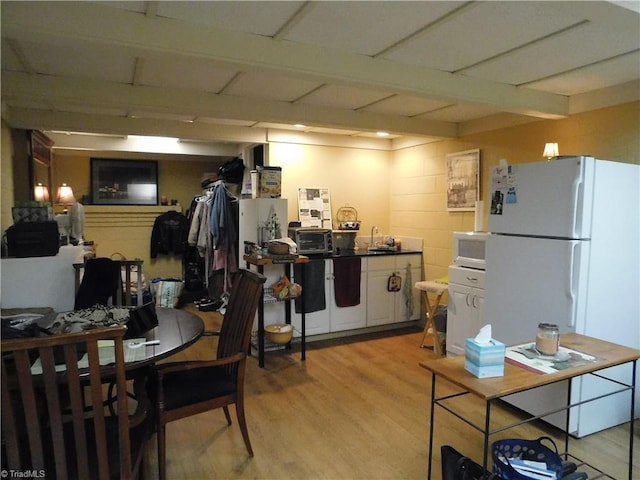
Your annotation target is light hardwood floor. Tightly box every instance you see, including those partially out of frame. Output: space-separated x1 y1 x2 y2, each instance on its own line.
144 307 638 479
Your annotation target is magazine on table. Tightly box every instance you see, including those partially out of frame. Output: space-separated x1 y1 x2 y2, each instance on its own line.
505 342 601 374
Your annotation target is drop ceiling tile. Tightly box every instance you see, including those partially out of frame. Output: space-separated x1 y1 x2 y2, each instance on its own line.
223 72 322 102
1 39 25 72
19 40 135 83
96 1 146 14
526 51 640 95
463 23 640 86
361 94 451 117
283 1 464 56
297 84 391 110
155 1 305 37
138 55 239 93
416 104 499 123
385 1 586 72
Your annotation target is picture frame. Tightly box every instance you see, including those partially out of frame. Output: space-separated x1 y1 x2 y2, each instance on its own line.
90 158 158 205
446 149 480 211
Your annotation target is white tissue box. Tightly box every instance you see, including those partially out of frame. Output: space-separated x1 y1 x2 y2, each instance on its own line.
465 338 506 378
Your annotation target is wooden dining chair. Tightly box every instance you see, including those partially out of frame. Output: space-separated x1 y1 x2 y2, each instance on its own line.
1 326 150 479
151 268 266 480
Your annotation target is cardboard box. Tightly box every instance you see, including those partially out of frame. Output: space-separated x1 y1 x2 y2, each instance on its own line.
465 337 506 378
251 166 281 198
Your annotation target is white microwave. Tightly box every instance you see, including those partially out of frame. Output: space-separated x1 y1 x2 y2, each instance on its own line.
452 232 487 270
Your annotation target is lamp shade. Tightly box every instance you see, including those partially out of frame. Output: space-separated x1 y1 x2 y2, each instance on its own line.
56 183 75 204
543 142 559 159
34 183 50 202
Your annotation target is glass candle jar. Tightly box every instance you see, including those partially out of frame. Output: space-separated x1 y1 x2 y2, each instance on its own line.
536 323 560 356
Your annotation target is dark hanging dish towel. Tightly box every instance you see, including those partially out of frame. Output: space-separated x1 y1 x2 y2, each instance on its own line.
294 259 326 313
333 257 361 307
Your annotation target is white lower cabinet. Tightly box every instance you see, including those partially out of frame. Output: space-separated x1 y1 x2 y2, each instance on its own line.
367 254 422 327
446 265 485 356
292 258 367 336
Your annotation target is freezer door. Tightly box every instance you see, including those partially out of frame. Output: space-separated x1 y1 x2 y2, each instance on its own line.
488 156 594 239
484 234 587 345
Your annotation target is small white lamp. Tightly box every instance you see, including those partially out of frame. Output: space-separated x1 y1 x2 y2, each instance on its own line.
543 142 559 160
56 183 75 212
34 183 50 202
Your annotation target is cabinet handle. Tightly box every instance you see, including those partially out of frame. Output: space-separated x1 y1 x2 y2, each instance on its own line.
472 295 479 309
466 276 478 283
466 293 471 307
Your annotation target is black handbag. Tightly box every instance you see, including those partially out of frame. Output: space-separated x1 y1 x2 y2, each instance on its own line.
442 445 501 480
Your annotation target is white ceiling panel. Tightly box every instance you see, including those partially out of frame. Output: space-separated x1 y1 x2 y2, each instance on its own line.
526 51 640 95
222 71 321 102
18 40 135 84
361 94 452 117
416 104 500 123
463 23 640 85
155 1 305 37
137 55 239 93
297 84 392 110
283 1 464 56
385 1 586 72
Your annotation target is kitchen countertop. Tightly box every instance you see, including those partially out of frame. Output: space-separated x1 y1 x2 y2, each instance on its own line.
308 248 422 259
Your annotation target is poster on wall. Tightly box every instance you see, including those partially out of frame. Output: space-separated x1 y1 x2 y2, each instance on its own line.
446 149 480 211
297 188 332 228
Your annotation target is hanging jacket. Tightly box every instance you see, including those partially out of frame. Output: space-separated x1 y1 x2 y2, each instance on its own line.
150 210 190 258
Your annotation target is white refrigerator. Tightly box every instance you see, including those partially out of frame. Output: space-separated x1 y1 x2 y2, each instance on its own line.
484 156 639 437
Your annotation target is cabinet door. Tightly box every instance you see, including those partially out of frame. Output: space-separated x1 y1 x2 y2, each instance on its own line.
446 283 472 356
330 269 367 332
291 260 331 336
395 255 422 323
366 257 396 327
446 284 484 356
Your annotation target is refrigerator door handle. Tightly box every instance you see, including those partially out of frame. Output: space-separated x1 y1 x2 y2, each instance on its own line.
567 241 580 328
570 162 584 238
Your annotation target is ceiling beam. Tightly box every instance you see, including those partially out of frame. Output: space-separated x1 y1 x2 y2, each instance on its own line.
1 1 569 119
2 72 458 138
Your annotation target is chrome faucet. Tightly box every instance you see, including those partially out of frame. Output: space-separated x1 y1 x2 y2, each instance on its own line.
370 225 378 247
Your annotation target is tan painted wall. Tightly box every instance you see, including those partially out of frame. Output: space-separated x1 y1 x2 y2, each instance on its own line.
268 141 391 235
51 154 221 279
391 101 640 281
1 121 15 234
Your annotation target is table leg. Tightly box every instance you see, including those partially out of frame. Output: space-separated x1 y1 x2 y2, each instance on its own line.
257 264 265 368
483 400 491 472
628 359 637 480
427 373 436 479
301 263 306 361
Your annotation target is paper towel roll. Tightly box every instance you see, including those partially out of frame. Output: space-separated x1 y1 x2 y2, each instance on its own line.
474 201 484 232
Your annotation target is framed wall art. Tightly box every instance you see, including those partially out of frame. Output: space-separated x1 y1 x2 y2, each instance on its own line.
446 149 480 211
90 158 158 205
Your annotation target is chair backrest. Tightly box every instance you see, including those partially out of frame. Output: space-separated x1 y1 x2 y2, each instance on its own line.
216 269 266 375
74 257 123 310
1 326 133 479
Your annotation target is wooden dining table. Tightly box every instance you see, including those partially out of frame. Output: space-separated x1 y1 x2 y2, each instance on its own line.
33 306 205 370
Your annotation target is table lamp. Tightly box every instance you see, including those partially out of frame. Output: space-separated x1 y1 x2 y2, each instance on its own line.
34 183 50 202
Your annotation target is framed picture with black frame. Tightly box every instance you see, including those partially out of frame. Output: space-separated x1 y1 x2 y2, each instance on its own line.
90 158 158 205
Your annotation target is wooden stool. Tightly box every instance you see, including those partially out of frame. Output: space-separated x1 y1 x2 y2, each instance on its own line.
415 280 447 355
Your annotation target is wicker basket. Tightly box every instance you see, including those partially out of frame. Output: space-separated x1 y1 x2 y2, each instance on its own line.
492 436 563 480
